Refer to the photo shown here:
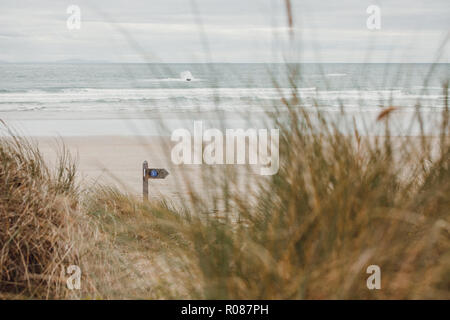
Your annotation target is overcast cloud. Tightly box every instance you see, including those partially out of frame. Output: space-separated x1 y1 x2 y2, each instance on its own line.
0 0 448 63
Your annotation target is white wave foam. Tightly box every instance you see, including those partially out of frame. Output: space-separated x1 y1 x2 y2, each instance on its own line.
0 88 445 113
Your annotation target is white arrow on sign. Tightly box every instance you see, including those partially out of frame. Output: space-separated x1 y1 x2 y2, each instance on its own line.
146 168 169 179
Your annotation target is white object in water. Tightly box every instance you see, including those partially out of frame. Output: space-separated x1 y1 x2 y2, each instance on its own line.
180 71 193 81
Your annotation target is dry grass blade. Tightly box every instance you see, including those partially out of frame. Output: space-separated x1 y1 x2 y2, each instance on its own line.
377 106 399 121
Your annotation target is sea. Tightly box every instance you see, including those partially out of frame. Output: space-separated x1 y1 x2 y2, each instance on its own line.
0 63 448 136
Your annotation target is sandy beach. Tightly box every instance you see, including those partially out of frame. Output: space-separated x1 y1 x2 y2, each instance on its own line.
34 132 444 198
36 136 185 196
35 135 262 204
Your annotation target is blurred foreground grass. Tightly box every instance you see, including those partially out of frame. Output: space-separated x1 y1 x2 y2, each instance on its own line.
1 81 448 299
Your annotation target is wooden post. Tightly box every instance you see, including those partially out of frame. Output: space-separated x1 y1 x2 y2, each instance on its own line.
143 160 148 201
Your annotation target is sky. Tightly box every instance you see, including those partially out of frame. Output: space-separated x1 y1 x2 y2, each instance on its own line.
0 0 448 63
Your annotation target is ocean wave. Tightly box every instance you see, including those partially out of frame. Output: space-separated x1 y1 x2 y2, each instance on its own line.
0 87 445 113
17 105 45 111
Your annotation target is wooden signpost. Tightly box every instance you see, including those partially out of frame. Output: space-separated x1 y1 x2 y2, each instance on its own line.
142 161 169 201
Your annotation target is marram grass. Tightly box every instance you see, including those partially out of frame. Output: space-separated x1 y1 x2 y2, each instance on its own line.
0 85 449 299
